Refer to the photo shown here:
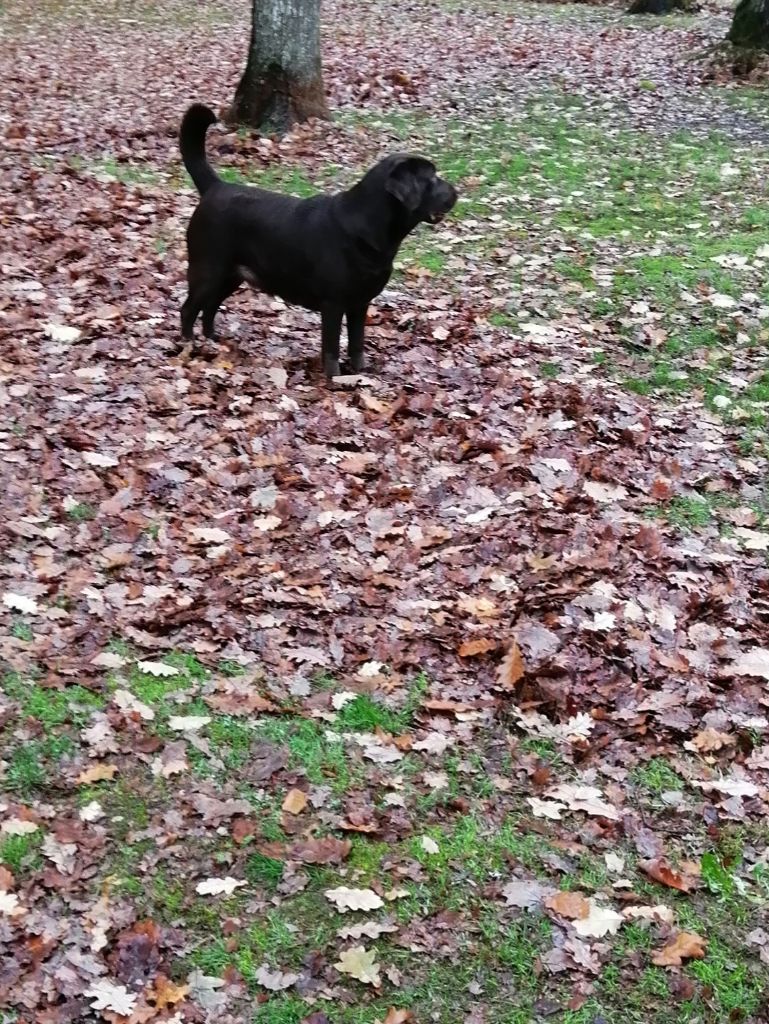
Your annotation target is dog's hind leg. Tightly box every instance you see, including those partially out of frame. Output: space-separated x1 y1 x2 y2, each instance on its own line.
321 306 344 378
346 303 368 373
201 276 241 340
181 289 203 340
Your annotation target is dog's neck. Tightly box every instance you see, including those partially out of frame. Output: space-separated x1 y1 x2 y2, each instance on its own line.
335 183 417 257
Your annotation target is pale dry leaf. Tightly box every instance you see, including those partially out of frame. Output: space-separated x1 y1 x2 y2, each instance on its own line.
136 660 179 678
79 801 104 822
90 652 128 669
195 876 246 896
729 648 769 681
337 920 399 940
334 945 381 986
2 592 39 614
113 689 154 721
42 834 76 874
420 836 439 854
1 818 39 836
0 891 26 917
188 527 231 545
583 480 627 503
82 451 119 468
572 900 624 938
44 322 81 343
187 969 226 1010
325 887 384 913
168 715 210 732
545 783 619 820
691 777 758 798
86 980 137 1015
604 852 625 874
412 732 452 755
254 964 300 991
502 879 551 910
734 527 769 551
622 904 675 925
527 797 565 820
363 744 403 764
254 514 282 532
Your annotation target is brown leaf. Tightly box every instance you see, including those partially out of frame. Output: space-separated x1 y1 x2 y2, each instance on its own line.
384 1010 413 1024
282 789 308 815
289 837 352 864
652 931 707 967
150 974 189 1009
686 728 735 753
639 858 695 893
496 641 525 689
458 637 497 658
545 891 590 920
77 763 118 784
204 692 278 716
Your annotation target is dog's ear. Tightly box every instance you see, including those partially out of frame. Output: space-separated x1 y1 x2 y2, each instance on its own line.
385 157 434 211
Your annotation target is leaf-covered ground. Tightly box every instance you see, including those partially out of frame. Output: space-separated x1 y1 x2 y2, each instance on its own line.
1 1 769 1023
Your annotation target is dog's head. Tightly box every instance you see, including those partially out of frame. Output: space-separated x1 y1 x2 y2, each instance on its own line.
383 155 458 225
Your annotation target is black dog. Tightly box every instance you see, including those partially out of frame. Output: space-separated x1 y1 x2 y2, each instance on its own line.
179 104 457 377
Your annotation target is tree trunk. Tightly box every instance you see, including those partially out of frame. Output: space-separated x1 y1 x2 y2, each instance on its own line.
729 0 769 48
229 0 330 134
627 0 691 12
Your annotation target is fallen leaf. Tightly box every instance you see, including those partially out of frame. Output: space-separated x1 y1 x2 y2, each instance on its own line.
545 783 619 820
282 789 308 814
254 964 300 991
545 891 590 920
527 797 565 820
729 648 769 681
652 931 707 966
195 877 246 896
496 641 525 689
572 900 624 938
458 637 497 658
289 837 351 864
334 946 381 985
168 715 210 732
639 858 695 893
86 980 137 1015
325 887 385 912
135 660 179 678
2 592 39 614
420 836 439 854
384 1010 413 1024
502 879 552 910
685 728 736 753
150 974 190 1009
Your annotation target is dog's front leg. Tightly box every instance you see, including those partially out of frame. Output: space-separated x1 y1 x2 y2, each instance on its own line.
346 303 368 373
321 306 344 378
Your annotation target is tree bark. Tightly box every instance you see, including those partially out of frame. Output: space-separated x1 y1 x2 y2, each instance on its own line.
627 0 691 13
229 0 330 134
729 0 769 48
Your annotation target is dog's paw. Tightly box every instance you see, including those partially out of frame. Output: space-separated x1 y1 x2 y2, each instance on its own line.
323 357 341 379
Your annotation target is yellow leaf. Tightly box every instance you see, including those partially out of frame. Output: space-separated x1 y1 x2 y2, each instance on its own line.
282 789 308 815
77 764 118 784
334 945 381 985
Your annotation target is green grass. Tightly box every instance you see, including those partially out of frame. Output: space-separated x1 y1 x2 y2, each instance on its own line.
0 830 44 873
631 757 684 795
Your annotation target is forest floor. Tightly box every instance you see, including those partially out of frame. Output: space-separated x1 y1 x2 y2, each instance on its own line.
1 0 769 1022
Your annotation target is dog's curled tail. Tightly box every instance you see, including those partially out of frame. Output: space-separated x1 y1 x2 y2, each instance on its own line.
179 103 219 196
